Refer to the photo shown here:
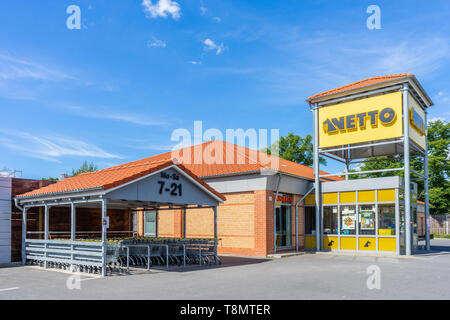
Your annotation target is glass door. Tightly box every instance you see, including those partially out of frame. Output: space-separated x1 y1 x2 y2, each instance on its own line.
276 205 292 247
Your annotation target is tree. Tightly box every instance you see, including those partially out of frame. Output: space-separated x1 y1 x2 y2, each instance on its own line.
261 132 326 166
41 177 59 182
356 120 449 214
71 161 98 177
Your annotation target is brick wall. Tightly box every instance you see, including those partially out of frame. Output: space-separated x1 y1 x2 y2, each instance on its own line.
140 190 306 257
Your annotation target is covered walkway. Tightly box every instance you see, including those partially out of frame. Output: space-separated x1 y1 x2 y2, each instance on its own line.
15 160 225 276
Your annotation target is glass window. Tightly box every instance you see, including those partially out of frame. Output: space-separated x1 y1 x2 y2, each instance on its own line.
340 205 356 235
132 212 138 236
305 206 316 235
378 204 396 236
144 210 156 236
323 206 338 234
359 205 376 235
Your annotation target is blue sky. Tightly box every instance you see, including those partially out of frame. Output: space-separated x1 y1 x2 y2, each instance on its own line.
1 0 450 179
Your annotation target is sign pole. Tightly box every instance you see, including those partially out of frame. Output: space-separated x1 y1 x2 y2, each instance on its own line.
402 84 412 256
313 103 321 251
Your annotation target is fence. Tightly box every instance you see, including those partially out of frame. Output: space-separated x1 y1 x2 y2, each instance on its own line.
430 214 449 235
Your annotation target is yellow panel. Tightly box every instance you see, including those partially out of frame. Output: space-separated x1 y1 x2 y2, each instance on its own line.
305 236 316 249
340 237 356 250
319 91 403 148
378 237 396 252
378 228 394 235
323 193 338 204
359 237 376 251
358 190 375 203
340 191 356 203
378 189 395 202
323 236 338 249
408 93 426 151
305 194 315 205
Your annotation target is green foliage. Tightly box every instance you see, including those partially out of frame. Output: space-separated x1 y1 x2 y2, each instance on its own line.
41 177 59 182
261 132 326 166
71 161 98 177
356 120 449 214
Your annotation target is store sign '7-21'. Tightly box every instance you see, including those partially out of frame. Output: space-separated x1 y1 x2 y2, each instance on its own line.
157 172 182 196
323 107 396 134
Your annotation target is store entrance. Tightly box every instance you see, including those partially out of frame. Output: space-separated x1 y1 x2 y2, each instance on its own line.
276 205 292 248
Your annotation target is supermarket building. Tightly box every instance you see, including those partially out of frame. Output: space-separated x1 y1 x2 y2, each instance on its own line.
13 73 432 266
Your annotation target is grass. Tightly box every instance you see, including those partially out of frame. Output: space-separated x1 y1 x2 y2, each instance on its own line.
432 234 450 239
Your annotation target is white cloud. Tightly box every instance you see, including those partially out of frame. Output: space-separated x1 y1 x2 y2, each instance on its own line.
204 38 225 55
189 61 202 65
142 0 181 20
213 17 221 24
147 38 167 48
0 53 73 81
200 7 208 15
0 130 121 163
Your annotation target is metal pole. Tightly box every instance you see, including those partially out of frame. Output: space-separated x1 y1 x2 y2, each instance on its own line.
273 173 282 254
44 205 49 268
402 84 412 255
71 202 76 240
295 187 314 252
424 111 431 250
213 206 218 263
21 206 28 265
183 207 186 238
313 103 321 251
101 198 107 276
70 202 75 272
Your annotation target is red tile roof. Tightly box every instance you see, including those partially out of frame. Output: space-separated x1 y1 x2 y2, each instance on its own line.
17 140 342 198
307 73 413 101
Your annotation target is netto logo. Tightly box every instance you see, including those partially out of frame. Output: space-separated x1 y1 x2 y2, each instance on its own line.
323 107 396 135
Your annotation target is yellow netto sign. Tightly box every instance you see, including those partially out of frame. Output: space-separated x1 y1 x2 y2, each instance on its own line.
408 93 426 150
319 91 403 148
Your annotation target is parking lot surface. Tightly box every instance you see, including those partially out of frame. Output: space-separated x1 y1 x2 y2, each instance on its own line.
0 239 449 300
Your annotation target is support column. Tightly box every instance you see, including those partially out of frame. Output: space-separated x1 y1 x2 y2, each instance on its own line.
101 198 108 276
21 206 28 265
313 103 321 251
71 202 76 241
213 206 218 263
424 110 431 251
70 202 76 272
44 205 49 268
183 207 186 238
402 84 412 255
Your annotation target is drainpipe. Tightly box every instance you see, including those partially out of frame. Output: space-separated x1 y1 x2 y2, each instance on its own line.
295 186 315 252
273 172 282 254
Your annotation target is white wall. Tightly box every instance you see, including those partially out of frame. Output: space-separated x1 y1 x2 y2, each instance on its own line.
0 177 11 264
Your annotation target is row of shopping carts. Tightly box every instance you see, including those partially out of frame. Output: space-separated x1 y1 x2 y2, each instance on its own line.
106 237 221 274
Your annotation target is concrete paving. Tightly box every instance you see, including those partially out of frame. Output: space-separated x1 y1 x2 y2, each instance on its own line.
0 239 449 300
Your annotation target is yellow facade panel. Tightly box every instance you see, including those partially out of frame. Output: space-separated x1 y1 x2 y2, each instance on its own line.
323 193 338 204
378 237 396 252
358 237 376 251
304 194 315 205
340 191 356 203
340 237 357 250
323 236 339 249
305 236 316 249
358 190 375 203
378 189 396 202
